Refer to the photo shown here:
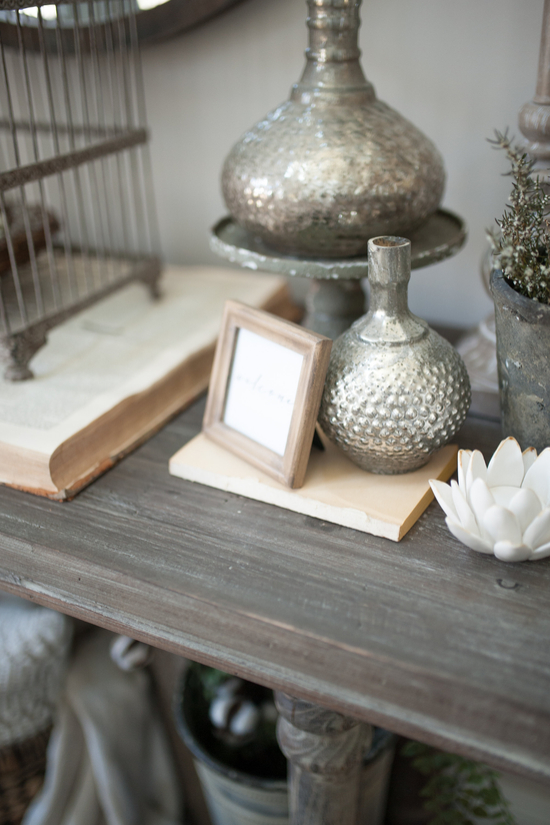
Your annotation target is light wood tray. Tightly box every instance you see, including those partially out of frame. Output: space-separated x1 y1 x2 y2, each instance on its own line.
170 431 457 542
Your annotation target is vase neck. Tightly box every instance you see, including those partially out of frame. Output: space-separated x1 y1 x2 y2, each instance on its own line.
307 0 361 63
356 237 427 344
291 0 375 105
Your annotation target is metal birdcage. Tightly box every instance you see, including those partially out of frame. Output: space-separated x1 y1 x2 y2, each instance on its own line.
0 0 160 380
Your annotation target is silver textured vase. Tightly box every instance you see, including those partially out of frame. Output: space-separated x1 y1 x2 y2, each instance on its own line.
221 0 446 259
318 237 471 473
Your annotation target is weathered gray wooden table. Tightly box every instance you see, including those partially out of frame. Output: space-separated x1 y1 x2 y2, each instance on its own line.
0 397 548 824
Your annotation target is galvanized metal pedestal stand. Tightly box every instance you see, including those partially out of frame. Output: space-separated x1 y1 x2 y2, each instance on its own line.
211 209 466 339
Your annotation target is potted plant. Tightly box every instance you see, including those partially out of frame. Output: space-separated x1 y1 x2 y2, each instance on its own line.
488 131 550 451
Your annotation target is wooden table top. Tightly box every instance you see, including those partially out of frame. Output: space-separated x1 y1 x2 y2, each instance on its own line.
0 398 548 783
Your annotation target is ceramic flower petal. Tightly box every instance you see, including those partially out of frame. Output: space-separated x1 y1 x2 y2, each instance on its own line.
457 450 471 493
507 488 542 535
486 437 525 488
522 447 550 507
445 517 493 554
491 486 523 509
522 508 550 550
450 480 479 536
429 479 458 521
465 450 487 504
483 505 522 547
493 541 532 563
468 478 495 539
522 447 538 474
529 541 550 560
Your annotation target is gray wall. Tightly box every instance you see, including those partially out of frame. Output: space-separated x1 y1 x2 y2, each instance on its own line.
141 0 543 327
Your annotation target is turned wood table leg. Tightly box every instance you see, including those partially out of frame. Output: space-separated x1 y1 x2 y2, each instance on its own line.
275 692 372 825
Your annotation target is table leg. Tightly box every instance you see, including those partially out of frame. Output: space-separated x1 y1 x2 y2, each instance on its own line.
275 691 372 825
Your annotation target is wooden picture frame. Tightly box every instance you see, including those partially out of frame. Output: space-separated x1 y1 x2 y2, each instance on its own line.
203 300 332 489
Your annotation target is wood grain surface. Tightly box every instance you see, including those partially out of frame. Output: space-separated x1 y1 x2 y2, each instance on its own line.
0 399 548 783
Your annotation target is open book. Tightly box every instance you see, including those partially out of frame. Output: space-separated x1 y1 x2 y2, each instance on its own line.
0 266 294 499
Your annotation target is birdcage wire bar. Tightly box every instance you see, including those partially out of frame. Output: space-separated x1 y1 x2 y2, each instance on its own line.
0 0 161 380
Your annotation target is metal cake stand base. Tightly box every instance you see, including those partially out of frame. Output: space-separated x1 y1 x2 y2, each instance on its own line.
211 209 467 338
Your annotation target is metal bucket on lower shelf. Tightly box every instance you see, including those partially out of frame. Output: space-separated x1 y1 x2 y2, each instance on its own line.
192 760 288 825
175 665 396 825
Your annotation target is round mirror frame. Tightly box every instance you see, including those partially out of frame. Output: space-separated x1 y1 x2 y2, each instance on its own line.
0 0 250 50
136 0 249 43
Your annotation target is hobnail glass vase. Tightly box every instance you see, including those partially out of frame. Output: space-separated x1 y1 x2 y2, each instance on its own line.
318 237 471 474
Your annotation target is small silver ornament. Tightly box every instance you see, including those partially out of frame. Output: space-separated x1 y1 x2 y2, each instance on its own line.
318 237 471 474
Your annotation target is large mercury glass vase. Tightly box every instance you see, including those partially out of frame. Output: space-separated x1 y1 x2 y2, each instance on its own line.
318 237 471 474
221 0 446 259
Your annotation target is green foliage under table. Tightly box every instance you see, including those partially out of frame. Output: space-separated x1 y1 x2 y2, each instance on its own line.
402 740 516 825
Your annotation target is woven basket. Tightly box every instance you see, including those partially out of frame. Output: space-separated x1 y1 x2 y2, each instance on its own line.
0 727 50 825
0 596 72 825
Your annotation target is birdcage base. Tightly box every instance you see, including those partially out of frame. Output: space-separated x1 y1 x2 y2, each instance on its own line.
0 250 162 381
4 365 33 381
0 328 47 381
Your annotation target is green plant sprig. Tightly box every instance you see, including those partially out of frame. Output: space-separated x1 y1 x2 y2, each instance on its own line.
488 129 550 304
402 740 516 825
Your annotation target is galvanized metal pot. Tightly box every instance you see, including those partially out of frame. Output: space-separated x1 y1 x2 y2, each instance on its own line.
318 237 471 474
221 0 445 259
175 666 287 825
491 270 550 452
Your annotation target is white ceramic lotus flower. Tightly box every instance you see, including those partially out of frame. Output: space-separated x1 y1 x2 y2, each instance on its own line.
430 437 550 563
